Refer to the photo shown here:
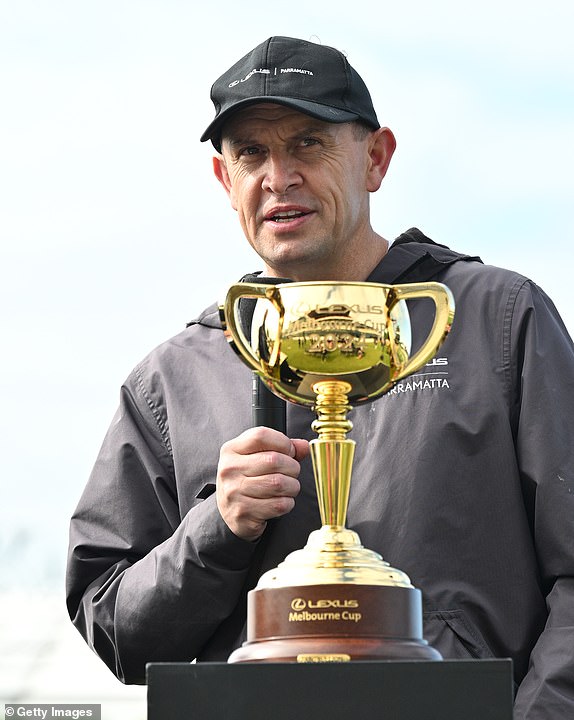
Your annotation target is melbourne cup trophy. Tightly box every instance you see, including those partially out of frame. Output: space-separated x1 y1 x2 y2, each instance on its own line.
219 279 455 663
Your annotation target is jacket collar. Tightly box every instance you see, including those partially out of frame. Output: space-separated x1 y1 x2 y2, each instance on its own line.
367 228 481 284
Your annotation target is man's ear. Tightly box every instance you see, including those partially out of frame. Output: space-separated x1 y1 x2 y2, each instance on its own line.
366 127 396 193
212 155 235 206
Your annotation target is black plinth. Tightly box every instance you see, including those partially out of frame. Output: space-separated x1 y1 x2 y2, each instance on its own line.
147 659 513 720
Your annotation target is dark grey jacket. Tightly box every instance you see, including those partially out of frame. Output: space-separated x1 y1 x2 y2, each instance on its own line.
66 229 574 718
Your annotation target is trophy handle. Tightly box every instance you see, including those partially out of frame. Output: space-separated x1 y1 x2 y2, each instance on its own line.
222 282 285 374
389 282 455 381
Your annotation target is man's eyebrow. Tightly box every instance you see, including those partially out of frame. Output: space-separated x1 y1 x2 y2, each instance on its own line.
294 124 335 137
225 136 252 149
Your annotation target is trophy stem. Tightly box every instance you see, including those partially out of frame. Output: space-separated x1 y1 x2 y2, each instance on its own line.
310 380 356 528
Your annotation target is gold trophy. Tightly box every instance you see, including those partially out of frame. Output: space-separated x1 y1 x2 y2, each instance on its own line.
220 280 454 663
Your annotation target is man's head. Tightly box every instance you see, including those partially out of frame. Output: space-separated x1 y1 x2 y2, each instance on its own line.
203 37 395 282
200 36 380 153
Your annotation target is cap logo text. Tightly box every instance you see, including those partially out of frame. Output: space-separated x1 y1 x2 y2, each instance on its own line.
229 67 314 88
229 68 271 87
280 68 313 76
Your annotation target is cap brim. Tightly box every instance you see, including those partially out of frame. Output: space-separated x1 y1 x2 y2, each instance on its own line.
200 96 360 148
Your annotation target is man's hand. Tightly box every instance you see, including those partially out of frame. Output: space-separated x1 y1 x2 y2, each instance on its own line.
216 427 310 541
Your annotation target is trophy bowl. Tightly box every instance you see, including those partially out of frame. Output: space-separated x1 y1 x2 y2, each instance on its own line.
220 280 454 663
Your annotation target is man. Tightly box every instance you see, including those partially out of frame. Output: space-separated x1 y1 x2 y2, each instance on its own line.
66 36 574 718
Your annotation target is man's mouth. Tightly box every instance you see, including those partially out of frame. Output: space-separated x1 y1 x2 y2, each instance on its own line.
266 209 309 223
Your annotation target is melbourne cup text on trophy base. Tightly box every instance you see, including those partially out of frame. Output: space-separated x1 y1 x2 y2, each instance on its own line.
220 281 454 663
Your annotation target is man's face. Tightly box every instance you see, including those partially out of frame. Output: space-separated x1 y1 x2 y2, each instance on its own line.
213 104 393 281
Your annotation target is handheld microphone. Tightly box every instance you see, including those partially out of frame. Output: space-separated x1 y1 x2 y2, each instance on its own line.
252 374 286 433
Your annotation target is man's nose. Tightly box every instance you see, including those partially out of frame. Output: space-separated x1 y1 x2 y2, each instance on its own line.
261 153 303 194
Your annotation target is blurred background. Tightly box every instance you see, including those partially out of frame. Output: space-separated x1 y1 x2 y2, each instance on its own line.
1 1 572 718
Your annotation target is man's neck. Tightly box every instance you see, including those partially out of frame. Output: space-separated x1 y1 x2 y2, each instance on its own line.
264 235 390 283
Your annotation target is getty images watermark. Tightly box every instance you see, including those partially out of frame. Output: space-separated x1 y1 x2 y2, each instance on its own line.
4 705 100 719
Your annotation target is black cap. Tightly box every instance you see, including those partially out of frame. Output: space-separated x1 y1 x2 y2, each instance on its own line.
200 36 380 151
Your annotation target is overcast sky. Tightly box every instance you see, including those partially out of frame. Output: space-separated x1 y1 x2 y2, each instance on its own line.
1 0 573 589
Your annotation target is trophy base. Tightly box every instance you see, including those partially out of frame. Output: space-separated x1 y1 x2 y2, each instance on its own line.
228 583 442 664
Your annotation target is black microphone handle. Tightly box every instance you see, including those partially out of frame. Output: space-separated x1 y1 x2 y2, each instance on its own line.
252 373 286 433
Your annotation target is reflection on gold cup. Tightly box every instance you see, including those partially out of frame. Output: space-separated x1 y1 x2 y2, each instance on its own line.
220 281 454 663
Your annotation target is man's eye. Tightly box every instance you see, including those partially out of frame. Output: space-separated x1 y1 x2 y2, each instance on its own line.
301 137 320 147
239 146 261 156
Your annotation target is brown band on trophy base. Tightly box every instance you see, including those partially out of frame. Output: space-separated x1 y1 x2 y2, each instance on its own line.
248 584 421 639
229 583 440 663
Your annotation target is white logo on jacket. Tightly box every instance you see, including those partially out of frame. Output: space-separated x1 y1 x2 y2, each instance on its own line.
385 357 450 396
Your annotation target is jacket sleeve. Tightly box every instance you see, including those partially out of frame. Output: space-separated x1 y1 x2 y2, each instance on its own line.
65 369 258 684
510 280 574 718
